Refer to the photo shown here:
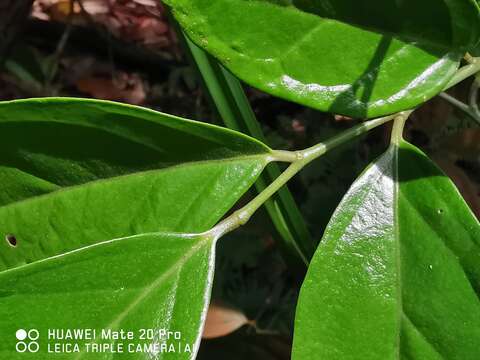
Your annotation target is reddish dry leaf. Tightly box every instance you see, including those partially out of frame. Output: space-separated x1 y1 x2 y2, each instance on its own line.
202 303 250 339
81 0 110 15
76 72 146 105
132 0 157 6
32 0 172 49
103 2 170 47
33 0 110 19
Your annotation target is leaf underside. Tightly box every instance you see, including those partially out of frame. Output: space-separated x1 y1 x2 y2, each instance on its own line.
0 98 272 359
292 140 480 359
165 0 480 118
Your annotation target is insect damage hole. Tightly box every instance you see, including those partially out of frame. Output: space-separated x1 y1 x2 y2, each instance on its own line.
5 234 17 247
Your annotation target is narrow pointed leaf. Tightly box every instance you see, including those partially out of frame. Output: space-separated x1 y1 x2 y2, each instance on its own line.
165 0 480 118
292 140 480 359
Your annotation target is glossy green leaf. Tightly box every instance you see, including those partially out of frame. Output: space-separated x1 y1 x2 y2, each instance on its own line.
292 140 480 359
165 0 480 118
0 98 273 358
0 98 270 207
1 232 215 359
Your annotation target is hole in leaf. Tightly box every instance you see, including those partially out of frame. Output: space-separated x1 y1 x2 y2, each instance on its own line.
437 209 444 215
5 234 17 247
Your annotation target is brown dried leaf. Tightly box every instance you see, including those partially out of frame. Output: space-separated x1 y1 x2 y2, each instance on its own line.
76 72 146 105
32 0 172 49
132 0 157 6
202 303 250 339
33 0 78 21
81 0 109 15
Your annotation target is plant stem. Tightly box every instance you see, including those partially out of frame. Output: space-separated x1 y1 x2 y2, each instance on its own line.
445 58 480 89
439 92 472 114
440 56 480 124
299 112 403 161
209 112 406 240
210 159 308 240
391 110 414 145
439 83 480 126
464 52 476 64
469 75 480 123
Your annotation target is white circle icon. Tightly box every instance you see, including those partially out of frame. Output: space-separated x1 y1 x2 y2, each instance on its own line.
15 329 27 341
15 342 27 353
28 329 39 340
28 342 39 353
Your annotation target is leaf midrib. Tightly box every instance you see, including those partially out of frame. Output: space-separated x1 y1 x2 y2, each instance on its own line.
390 144 444 359
393 144 402 360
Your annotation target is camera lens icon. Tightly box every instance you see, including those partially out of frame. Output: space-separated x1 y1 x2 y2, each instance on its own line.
15 329 39 353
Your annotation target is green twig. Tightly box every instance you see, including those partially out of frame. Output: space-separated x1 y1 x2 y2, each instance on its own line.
464 52 476 64
439 89 480 126
469 75 480 121
439 92 472 114
209 112 406 239
438 92 480 126
439 55 480 125
445 58 480 89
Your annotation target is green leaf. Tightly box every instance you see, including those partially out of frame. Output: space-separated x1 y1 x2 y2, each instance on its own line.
1 232 215 359
292 140 480 359
0 98 270 207
165 0 480 118
0 97 273 358
0 156 264 270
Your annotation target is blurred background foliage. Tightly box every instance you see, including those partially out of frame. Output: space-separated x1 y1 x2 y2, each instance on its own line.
1 1 479 358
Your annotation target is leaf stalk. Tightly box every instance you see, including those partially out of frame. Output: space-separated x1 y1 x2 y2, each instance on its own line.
391 110 414 145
